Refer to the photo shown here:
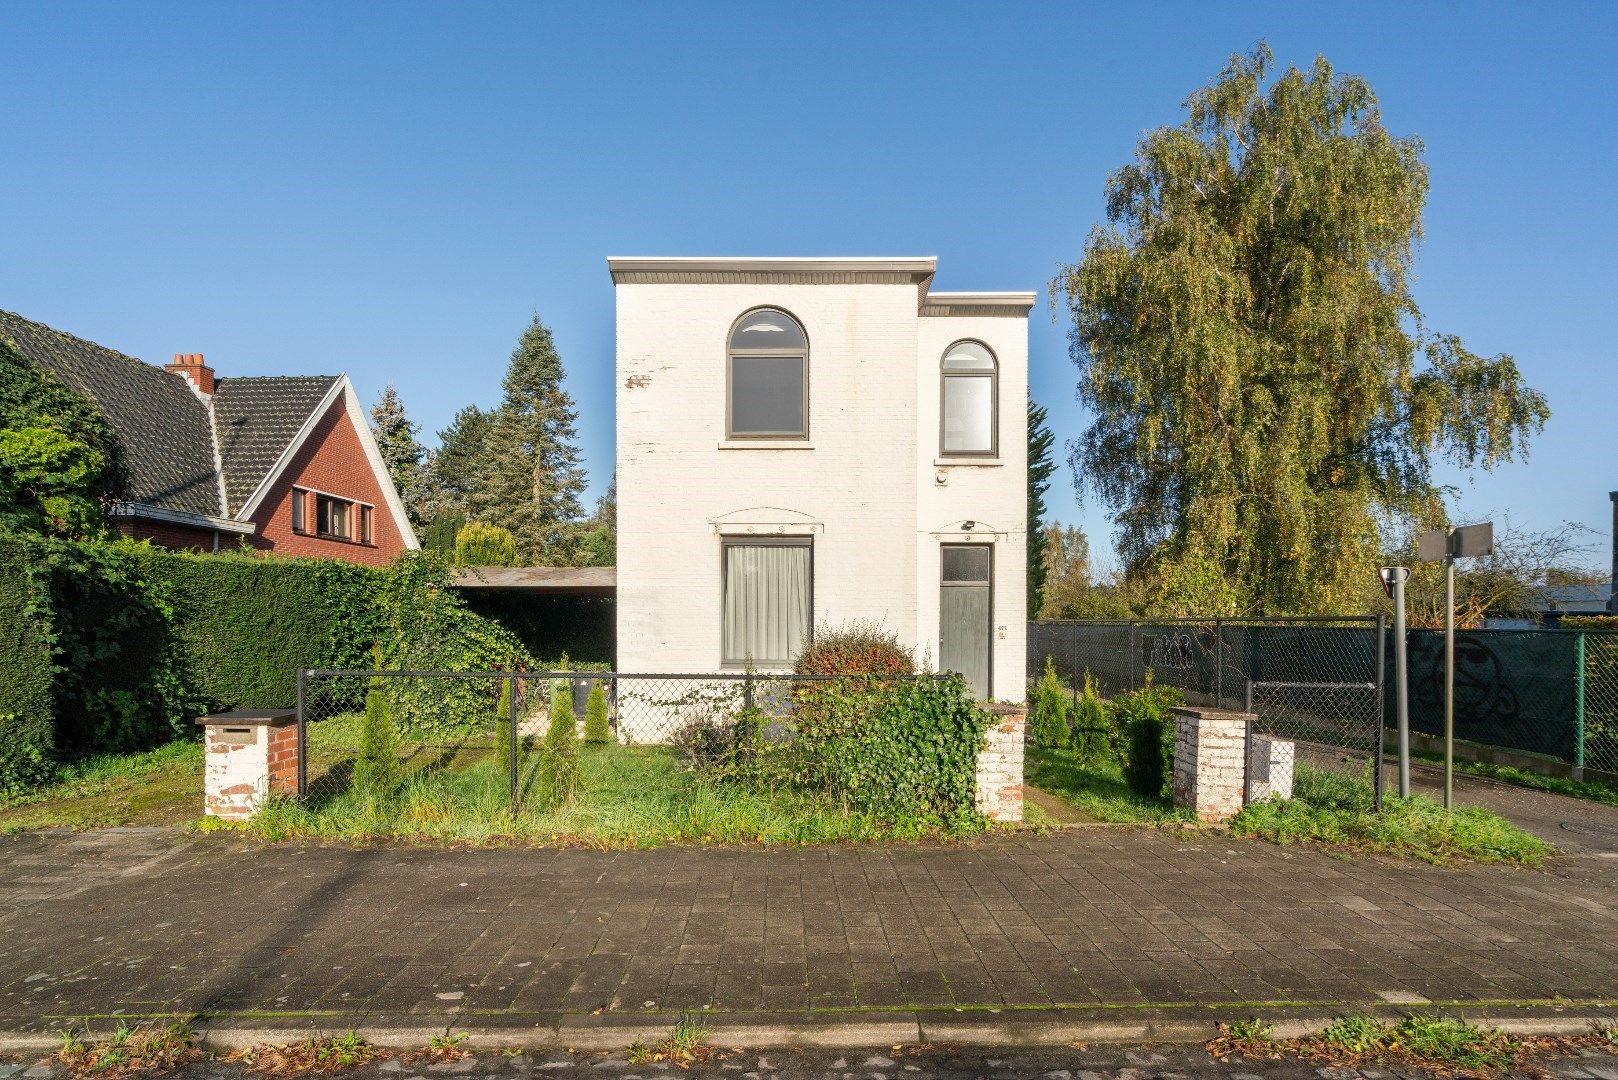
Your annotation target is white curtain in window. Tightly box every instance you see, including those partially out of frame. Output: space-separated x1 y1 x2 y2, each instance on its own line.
724 544 810 665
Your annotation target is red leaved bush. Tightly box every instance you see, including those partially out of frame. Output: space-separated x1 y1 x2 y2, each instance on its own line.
794 621 915 676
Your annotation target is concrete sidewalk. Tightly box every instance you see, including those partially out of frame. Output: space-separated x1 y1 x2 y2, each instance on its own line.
1 827 1615 1037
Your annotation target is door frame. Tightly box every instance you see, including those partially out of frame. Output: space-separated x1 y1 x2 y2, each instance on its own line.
939 542 993 700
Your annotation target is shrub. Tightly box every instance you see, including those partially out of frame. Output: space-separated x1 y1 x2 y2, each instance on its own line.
537 676 578 806
795 675 990 825
794 620 915 676
455 521 518 567
1031 657 1069 749
493 673 513 758
1069 672 1110 766
583 681 610 744
0 532 54 795
1112 675 1182 800
352 670 401 805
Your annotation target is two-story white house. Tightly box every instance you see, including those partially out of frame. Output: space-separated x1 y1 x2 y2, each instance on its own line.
611 256 1031 704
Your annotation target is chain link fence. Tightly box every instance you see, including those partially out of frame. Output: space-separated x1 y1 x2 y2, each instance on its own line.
1580 633 1618 776
294 670 904 812
1029 618 1385 794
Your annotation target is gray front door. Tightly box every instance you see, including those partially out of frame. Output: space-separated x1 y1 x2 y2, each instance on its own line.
940 544 992 700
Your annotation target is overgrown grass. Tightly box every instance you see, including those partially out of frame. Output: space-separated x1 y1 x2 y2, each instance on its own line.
1025 746 1193 824
0 741 202 832
1231 763 1553 866
242 743 973 846
55 1021 202 1078
1439 754 1618 808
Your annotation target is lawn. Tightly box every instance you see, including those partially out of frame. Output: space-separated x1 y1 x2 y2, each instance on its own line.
244 740 946 846
0 741 201 832
1024 745 1192 824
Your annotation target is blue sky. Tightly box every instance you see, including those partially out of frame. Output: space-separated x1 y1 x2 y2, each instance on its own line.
4 2 1614 572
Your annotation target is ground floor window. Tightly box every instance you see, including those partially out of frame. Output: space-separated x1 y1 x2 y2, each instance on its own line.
722 538 811 666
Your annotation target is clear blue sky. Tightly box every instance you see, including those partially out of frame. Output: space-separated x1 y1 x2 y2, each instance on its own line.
4 2 1614 572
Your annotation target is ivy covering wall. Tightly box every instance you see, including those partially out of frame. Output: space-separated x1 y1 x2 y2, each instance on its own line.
0 538 535 795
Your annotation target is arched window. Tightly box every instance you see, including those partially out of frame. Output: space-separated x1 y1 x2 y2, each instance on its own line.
728 308 808 439
940 340 997 455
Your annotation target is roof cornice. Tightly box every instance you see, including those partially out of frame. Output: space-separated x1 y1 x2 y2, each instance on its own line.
920 291 1037 317
608 256 937 285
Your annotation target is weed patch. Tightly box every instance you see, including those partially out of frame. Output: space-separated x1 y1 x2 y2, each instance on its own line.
226 1031 380 1074
626 1015 712 1068
54 1022 202 1079
1211 1013 1618 1078
1231 764 1553 866
1025 746 1193 824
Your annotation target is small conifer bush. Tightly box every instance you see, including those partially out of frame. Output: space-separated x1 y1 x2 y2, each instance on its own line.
537 676 579 806
583 681 610 744
1032 657 1070 748
493 674 513 760
353 647 401 805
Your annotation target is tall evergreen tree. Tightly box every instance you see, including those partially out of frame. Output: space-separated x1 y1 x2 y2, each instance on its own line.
432 404 496 521
1027 402 1057 616
1052 44 1548 615
484 316 587 564
576 476 616 568
369 384 435 528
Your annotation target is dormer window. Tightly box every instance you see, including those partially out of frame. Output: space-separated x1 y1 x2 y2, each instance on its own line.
940 340 997 455
727 308 808 439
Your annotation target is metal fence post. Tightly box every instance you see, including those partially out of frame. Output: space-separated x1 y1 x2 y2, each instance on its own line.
1071 624 1080 712
744 673 755 711
295 667 307 800
1214 618 1224 708
1128 620 1137 691
1244 678 1253 714
508 673 519 814
1575 632 1587 781
1373 615 1386 813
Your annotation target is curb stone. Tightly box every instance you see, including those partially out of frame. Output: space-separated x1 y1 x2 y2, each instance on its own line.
1 1003 1613 1055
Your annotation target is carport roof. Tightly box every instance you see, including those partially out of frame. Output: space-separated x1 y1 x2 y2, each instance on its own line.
450 566 615 596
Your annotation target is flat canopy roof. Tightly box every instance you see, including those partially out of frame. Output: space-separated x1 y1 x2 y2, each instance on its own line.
451 565 616 596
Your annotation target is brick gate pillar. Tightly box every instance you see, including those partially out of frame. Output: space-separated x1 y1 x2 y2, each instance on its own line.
1170 707 1252 823
197 709 299 820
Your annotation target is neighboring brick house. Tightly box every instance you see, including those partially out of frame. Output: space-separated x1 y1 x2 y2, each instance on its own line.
1 310 418 564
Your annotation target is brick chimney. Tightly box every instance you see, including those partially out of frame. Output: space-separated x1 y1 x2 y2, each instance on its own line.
165 352 215 396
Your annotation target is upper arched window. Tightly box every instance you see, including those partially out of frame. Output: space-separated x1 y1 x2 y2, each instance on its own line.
940 340 997 455
728 308 808 439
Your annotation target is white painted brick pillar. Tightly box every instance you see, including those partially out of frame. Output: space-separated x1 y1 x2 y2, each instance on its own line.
976 704 1025 822
198 710 300 820
1246 734 1295 804
1171 707 1251 824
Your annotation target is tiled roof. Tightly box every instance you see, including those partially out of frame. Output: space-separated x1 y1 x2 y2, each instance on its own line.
0 309 223 517
0 310 342 523
213 376 338 515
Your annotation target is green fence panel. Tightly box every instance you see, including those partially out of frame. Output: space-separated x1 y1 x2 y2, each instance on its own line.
1399 629 1580 762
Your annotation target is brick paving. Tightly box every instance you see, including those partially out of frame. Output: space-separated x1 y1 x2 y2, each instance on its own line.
1 827 1616 1030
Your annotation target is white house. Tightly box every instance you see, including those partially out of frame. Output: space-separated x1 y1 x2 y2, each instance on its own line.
611 256 1032 705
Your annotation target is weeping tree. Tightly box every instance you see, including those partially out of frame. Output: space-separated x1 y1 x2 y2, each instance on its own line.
1051 44 1549 615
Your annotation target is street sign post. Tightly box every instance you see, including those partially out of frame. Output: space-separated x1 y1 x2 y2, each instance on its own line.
1415 522 1495 810
1379 566 1412 798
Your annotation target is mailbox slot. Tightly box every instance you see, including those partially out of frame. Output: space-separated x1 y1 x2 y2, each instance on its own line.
216 726 258 745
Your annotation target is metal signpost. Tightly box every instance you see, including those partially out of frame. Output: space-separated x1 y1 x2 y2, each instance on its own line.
1378 566 1412 798
1416 522 1494 810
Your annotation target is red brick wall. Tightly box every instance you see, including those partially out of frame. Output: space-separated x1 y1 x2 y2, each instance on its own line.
247 399 408 566
267 723 299 796
118 518 219 552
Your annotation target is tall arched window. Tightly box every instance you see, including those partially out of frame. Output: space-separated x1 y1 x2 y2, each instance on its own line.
728 308 808 439
940 340 997 455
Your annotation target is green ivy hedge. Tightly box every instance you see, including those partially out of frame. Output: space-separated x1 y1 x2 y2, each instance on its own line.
133 549 382 711
0 532 54 795
0 539 536 795
796 675 991 826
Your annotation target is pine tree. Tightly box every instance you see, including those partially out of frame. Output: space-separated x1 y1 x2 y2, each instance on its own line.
484 316 587 565
431 405 496 521
369 385 435 528
576 477 616 568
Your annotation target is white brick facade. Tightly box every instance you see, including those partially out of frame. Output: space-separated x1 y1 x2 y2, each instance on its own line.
1171 707 1251 824
611 258 1030 702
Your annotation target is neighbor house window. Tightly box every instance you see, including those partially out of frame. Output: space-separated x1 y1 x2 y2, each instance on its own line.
316 494 351 539
722 538 811 665
728 308 808 439
359 505 373 545
940 340 997 455
291 487 307 532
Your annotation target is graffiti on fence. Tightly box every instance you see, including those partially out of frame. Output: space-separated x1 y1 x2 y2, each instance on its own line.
1146 632 1196 671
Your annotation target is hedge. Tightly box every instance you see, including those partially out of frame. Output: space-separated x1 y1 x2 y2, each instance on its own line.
0 532 54 795
133 549 381 711
0 540 537 795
